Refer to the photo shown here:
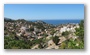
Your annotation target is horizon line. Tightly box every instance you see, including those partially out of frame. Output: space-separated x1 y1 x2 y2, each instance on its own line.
4 17 84 20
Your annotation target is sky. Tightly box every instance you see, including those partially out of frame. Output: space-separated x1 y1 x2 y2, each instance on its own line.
4 4 84 20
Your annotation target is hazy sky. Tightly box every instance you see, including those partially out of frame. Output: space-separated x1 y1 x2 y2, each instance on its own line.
4 4 84 20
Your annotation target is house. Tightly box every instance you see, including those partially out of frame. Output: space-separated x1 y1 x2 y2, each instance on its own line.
20 26 26 33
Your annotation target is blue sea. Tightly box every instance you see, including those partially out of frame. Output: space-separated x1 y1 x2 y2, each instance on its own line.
30 20 81 25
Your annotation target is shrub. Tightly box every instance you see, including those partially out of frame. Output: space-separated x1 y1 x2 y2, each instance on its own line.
62 31 69 36
52 36 60 45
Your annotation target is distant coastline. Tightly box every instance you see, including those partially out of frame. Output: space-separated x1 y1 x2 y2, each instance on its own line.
30 20 82 25
4 17 82 25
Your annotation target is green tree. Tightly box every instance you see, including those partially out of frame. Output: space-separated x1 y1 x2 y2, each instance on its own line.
75 20 84 41
52 36 60 45
62 31 69 36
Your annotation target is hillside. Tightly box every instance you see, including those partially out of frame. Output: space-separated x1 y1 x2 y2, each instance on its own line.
4 18 84 49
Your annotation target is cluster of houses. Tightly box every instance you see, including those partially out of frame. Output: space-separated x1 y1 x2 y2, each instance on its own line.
4 20 80 49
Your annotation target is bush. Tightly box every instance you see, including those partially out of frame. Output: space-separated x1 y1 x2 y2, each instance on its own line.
50 29 56 35
30 27 34 31
59 38 84 49
52 36 60 45
75 20 84 41
62 31 69 36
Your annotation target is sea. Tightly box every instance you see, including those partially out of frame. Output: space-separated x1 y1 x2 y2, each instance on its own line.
30 20 81 25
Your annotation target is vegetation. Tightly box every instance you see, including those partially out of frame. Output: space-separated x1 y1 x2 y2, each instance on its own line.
75 20 84 41
59 20 84 49
29 27 34 31
60 38 84 49
52 36 60 45
4 36 47 49
4 18 84 49
62 31 69 36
